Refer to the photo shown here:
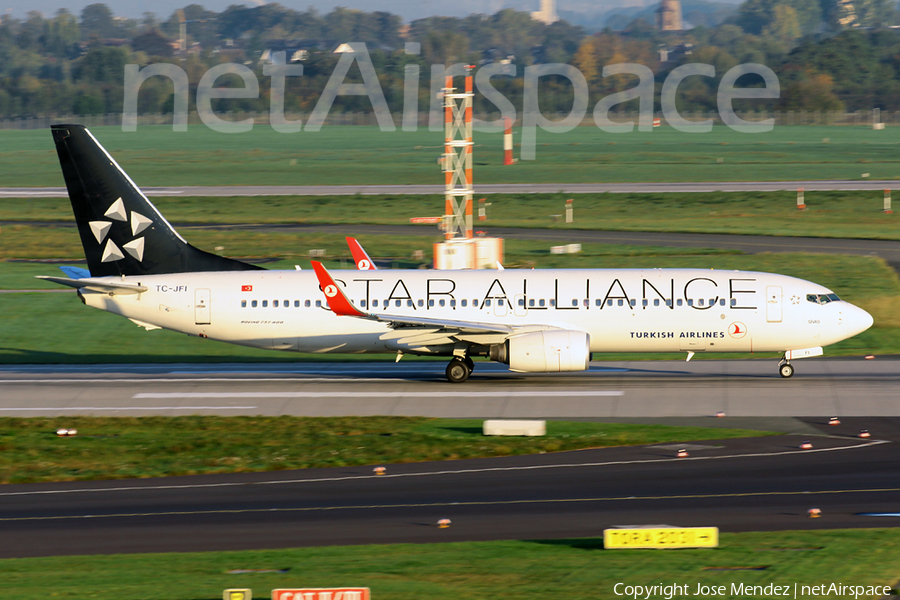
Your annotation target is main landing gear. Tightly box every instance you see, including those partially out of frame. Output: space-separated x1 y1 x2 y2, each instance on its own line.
778 359 795 378
446 356 475 383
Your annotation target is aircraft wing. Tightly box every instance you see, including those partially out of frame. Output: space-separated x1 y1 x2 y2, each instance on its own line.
311 261 515 334
36 276 148 295
346 237 378 270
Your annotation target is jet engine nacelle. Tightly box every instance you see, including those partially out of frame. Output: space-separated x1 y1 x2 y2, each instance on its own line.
491 330 591 373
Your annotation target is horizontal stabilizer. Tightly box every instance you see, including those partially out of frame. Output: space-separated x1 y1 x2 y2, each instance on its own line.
59 266 91 279
36 275 147 295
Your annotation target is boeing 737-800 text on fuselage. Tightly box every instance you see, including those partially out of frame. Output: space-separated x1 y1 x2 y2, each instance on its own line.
39 125 873 383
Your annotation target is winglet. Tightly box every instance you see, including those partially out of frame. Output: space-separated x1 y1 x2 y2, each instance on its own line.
310 261 368 317
346 237 377 270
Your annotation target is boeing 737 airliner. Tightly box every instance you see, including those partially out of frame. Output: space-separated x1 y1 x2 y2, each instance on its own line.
39 124 873 383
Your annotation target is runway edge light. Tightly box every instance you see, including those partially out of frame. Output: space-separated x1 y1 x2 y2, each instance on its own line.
224 589 251 600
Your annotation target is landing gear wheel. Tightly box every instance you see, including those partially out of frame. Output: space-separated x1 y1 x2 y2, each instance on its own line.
779 362 794 378
446 358 471 383
464 356 475 372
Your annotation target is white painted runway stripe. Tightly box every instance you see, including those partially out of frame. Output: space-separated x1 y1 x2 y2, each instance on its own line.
0 406 257 411
133 391 625 399
0 439 886 499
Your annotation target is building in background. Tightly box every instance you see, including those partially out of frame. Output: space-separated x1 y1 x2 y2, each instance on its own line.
531 0 559 24
656 0 683 30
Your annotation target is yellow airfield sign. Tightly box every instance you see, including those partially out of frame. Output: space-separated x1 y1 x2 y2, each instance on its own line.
604 527 719 549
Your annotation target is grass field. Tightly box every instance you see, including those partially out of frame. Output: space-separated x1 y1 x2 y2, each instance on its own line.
1 530 898 599
4 189 898 240
2 124 899 187
0 416 773 484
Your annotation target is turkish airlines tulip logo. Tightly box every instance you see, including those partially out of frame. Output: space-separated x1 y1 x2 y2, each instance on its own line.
357 259 371 270
324 285 338 298
728 322 747 339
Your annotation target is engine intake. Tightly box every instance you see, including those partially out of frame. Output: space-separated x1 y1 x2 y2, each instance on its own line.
491 330 590 373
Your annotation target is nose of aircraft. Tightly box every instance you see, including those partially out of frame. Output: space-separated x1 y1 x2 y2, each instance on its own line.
846 303 874 337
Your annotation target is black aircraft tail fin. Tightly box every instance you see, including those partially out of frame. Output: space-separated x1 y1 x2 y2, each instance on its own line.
50 124 263 276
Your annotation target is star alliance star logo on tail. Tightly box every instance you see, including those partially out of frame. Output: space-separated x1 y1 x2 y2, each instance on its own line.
87 197 151 263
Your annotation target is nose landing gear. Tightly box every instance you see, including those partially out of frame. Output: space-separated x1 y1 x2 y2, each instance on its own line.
778 359 794 378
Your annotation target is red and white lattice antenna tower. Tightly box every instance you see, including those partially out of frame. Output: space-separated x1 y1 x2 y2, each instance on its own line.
443 66 474 240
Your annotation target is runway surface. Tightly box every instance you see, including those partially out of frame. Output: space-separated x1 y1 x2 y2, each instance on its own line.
1 180 898 197
2 423 898 558
0 358 897 418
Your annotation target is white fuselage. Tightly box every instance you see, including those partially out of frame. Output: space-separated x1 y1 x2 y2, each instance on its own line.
78 268 872 358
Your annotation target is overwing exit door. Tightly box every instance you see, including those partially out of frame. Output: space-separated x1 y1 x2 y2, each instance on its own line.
766 285 782 323
195 288 211 324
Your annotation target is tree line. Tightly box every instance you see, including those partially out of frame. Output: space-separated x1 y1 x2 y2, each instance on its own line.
1 2 899 119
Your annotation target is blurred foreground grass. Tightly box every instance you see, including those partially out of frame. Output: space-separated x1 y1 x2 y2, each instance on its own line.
1 530 898 599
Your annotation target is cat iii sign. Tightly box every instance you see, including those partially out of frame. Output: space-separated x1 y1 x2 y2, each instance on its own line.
272 589 370 600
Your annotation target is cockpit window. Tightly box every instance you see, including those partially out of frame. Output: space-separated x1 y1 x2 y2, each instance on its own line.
807 293 841 305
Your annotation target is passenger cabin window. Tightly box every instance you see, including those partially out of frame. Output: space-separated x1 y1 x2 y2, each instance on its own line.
315 300 321 307
284 299 289 307
304 300 310 307
630 299 637 307
373 300 379 307
677 299 683 306
428 300 434 307
273 300 279 307
418 299 424 307
450 299 456 307
653 299 660 306
472 299 478 307
698 299 704 306
731 298 737 306
617 299 624 307
571 299 577 307
395 300 402 307
595 299 602 307
439 299 445 307
498 299 504 306
294 300 300 307
361 300 367 308
262 300 268 308
550 299 556 307
539 299 545 307
241 300 247 308
642 299 648 307
529 299 535 307
518 299 525 307
252 300 257 308
408 300 414 307
485 299 491 306
462 299 468 307
583 299 589 307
